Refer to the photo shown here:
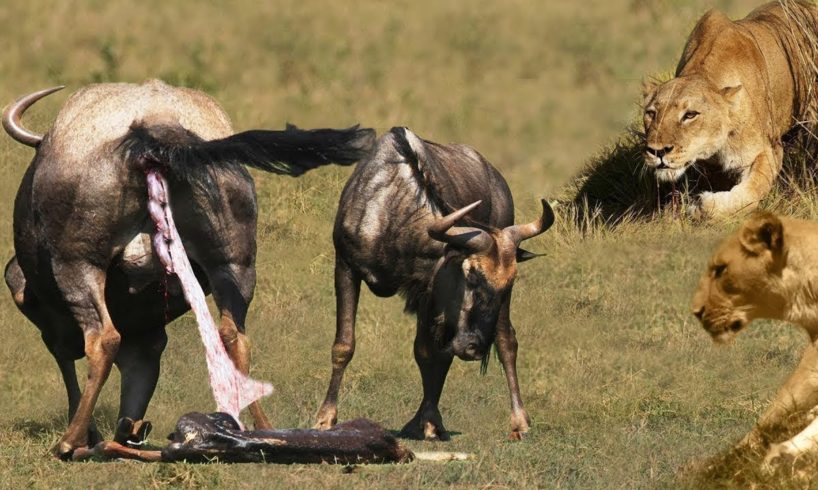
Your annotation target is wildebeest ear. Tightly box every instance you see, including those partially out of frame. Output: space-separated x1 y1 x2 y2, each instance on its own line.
516 248 543 263
739 212 783 256
720 85 742 102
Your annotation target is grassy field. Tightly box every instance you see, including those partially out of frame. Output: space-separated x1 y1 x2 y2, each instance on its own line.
3 0 815 487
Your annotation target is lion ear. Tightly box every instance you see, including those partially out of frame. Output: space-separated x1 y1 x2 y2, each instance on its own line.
720 85 743 102
642 78 660 99
739 212 783 256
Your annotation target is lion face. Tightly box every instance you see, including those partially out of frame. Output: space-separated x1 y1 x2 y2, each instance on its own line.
691 213 787 343
643 77 741 182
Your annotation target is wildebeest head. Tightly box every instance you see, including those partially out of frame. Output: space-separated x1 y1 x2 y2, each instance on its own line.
426 199 554 361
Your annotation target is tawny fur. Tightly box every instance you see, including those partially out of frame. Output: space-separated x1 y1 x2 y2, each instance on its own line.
692 212 818 465
643 1 818 218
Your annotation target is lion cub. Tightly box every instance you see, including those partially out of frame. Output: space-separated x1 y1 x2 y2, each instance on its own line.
692 212 818 464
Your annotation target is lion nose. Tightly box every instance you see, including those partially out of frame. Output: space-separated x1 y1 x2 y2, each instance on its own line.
692 305 705 321
646 145 673 158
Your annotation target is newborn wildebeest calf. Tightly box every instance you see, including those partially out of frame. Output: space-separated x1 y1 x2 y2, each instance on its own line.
2 80 374 458
315 127 553 440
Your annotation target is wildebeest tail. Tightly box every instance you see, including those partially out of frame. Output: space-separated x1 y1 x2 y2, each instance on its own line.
119 122 376 178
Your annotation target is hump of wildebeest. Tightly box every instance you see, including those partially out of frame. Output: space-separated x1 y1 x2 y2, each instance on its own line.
46 79 234 163
389 127 513 229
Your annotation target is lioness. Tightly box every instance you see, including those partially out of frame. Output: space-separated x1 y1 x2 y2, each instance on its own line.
643 1 818 218
692 212 818 464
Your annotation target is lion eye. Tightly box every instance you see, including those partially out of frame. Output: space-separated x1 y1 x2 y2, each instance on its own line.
645 109 656 119
683 111 699 121
713 264 727 278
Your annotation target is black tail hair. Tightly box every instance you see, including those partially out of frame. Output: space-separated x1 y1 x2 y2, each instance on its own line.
119 122 376 178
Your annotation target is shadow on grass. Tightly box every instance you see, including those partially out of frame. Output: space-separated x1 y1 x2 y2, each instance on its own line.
563 124 818 228
678 420 818 488
388 428 463 440
679 443 818 488
11 402 119 440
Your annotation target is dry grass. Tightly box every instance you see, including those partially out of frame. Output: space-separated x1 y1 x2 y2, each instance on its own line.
5 0 818 488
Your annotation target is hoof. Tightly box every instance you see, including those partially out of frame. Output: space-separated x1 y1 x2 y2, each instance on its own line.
508 429 527 441
51 440 78 461
399 418 450 441
509 410 530 441
314 408 337 430
114 417 152 447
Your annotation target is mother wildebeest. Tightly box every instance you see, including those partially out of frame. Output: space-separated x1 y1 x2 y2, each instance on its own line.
3 80 374 458
315 127 553 440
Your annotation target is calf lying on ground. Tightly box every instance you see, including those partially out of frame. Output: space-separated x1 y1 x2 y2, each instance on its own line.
71 412 413 464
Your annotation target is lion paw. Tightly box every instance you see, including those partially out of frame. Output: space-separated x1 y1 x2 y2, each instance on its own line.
689 191 720 219
762 442 798 471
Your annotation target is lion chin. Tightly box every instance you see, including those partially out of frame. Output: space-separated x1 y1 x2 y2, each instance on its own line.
653 166 688 183
710 331 736 345
707 321 744 345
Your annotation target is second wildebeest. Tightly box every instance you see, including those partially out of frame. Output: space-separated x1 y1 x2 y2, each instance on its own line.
315 127 553 440
3 80 374 458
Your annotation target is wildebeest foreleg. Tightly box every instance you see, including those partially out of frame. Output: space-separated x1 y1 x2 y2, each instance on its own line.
496 299 530 440
315 258 361 430
52 264 121 459
399 321 453 441
113 328 168 445
209 264 271 430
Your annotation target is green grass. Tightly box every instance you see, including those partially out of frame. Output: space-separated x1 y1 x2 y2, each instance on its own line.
4 0 816 487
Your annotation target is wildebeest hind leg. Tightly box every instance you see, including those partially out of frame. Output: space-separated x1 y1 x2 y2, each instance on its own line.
399 321 453 441
52 264 121 459
52 355 102 446
5 257 102 446
315 257 361 430
496 299 530 440
208 263 271 429
113 328 168 445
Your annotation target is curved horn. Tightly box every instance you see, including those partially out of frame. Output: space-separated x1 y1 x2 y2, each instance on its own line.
2 86 64 147
505 199 555 246
428 200 493 253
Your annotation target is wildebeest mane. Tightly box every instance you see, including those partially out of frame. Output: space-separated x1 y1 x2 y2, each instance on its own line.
389 127 500 228
119 122 375 206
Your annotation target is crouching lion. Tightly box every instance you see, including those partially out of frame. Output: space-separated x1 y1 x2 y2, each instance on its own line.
692 211 818 465
643 1 818 218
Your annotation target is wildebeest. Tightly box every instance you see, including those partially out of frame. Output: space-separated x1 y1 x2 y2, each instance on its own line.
314 127 553 440
2 79 374 458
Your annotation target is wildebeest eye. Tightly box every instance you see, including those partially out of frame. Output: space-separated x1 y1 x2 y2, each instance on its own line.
683 110 699 121
713 263 727 278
